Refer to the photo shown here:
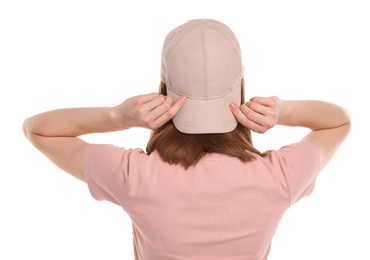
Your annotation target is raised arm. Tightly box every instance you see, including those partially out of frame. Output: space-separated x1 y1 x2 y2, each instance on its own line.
23 93 185 182
230 97 351 170
277 100 351 169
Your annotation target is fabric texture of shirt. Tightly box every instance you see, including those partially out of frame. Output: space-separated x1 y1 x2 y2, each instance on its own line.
83 141 320 260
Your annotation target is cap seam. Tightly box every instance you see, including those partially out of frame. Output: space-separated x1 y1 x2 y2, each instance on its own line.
200 24 209 98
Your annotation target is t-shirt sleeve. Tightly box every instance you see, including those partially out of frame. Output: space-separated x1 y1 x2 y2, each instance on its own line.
275 141 321 206
82 144 144 206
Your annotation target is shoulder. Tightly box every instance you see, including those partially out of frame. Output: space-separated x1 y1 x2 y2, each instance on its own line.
82 144 152 204
258 141 321 182
84 144 146 159
83 144 149 174
264 141 321 205
264 141 320 164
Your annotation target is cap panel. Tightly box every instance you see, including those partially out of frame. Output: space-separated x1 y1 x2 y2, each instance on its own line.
202 27 243 98
167 28 206 98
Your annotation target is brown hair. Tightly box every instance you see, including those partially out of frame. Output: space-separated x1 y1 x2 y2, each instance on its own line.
146 79 262 169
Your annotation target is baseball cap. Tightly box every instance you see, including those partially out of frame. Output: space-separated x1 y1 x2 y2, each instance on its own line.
160 19 244 134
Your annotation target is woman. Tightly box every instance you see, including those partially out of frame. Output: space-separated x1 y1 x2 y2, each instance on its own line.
23 19 351 260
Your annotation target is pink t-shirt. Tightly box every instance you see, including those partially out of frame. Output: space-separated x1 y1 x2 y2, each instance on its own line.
83 141 320 260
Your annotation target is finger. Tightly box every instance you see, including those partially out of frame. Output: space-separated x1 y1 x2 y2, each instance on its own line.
250 96 278 107
229 103 265 131
142 94 166 111
240 104 271 127
246 101 272 116
150 96 173 120
153 96 186 128
137 93 160 104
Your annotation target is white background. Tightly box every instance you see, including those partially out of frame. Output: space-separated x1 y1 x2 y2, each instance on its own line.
1 0 369 259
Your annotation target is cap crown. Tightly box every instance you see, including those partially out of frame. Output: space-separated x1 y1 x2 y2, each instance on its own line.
161 19 244 100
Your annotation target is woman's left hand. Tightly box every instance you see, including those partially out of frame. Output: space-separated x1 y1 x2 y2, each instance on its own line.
230 96 281 133
113 93 186 130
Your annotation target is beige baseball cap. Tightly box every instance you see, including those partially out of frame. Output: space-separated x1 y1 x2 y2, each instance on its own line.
160 19 244 134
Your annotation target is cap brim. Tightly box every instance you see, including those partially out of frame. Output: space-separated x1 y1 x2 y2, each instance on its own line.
167 85 241 134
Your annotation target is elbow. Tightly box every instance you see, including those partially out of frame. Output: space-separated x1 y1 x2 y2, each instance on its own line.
23 118 47 152
344 108 351 127
341 108 352 135
23 118 41 149
343 107 351 124
22 118 31 140
23 117 37 143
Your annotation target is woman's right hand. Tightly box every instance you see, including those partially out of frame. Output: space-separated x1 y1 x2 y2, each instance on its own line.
229 96 282 133
113 93 186 130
